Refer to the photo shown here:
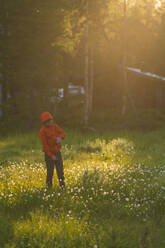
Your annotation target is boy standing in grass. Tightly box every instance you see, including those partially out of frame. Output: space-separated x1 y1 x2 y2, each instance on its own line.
40 112 66 189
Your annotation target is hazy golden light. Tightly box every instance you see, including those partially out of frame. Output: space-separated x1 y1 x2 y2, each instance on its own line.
156 0 161 8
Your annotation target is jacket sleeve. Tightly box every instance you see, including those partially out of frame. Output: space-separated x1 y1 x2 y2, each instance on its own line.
55 124 66 139
40 130 54 158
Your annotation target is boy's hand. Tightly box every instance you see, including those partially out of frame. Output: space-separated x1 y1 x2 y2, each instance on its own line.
52 155 57 161
56 137 62 144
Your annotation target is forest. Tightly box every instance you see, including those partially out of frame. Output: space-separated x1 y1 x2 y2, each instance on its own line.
1 0 165 130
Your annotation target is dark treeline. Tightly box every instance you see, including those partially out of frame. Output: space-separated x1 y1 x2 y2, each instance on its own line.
1 0 165 129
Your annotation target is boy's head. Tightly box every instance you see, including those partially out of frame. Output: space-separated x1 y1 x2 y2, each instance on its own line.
44 119 53 127
40 112 53 127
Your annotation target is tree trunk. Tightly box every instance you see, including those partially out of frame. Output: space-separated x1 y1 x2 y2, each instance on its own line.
122 0 137 118
0 84 2 117
84 0 89 126
1 0 10 116
122 0 127 116
89 47 94 114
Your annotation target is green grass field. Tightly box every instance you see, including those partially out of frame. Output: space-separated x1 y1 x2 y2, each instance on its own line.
0 129 165 248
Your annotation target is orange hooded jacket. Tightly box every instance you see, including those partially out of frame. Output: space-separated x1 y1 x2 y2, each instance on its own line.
40 112 66 158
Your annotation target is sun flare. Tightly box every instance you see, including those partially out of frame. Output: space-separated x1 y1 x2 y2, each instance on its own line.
156 0 162 8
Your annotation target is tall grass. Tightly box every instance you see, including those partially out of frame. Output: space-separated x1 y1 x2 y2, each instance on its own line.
0 129 165 247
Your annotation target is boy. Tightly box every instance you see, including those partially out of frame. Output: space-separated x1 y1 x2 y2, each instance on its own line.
40 112 66 189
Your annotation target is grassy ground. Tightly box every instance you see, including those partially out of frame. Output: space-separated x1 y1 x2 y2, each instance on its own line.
0 129 165 248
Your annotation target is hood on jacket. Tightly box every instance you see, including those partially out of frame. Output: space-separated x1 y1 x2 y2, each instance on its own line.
40 112 53 124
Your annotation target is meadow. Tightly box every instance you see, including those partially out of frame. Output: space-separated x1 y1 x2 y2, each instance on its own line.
0 129 165 248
